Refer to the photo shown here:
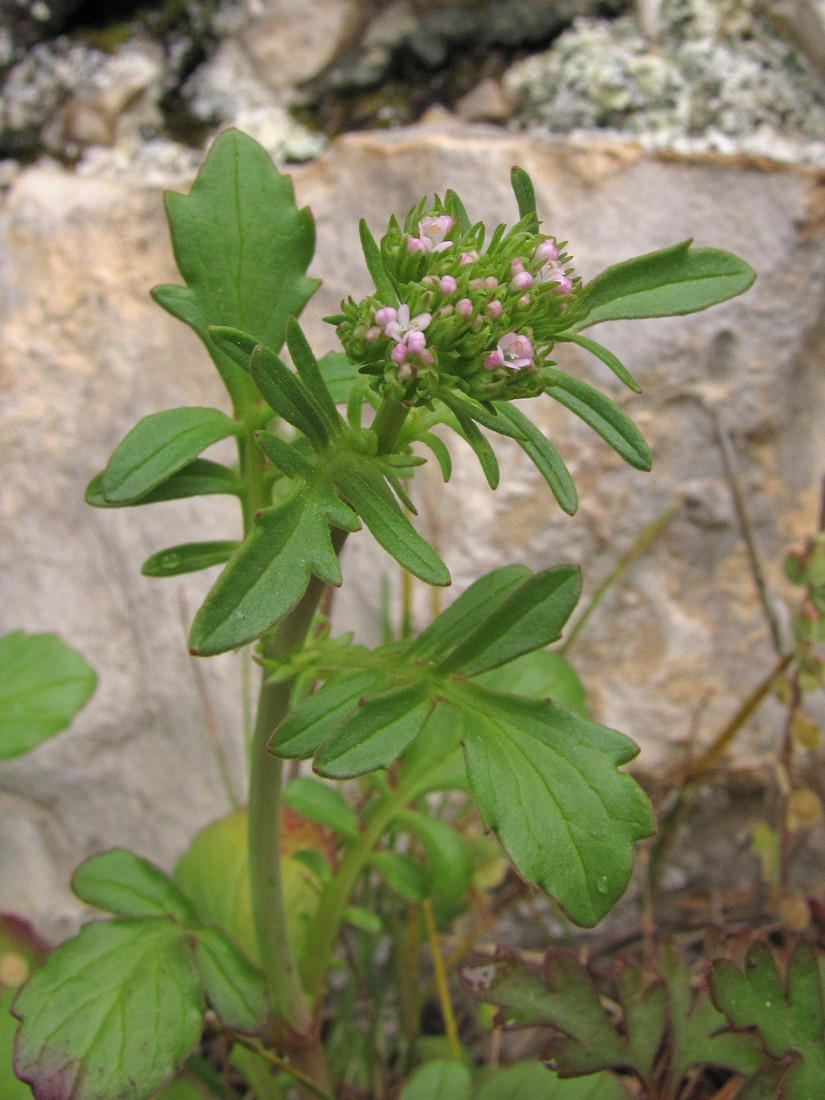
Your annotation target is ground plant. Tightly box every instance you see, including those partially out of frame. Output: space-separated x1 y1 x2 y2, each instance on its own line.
4 128 762 1098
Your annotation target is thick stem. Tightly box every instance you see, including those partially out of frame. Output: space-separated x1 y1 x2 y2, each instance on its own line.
372 398 410 454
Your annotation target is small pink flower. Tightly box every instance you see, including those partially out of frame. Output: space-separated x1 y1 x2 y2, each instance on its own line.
485 331 534 371
460 250 478 265
536 260 573 294
419 349 434 367
407 214 454 253
511 258 527 276
534 239 559 264
406 330 427 355
385 303 432 343
374 306 397 327
391 343 408 365
456 298 473 319
439 275 457 294
510 270 533 292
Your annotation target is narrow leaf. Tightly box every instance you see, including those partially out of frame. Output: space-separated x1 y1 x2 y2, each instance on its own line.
314 683 434 778
254 430 313 479
271 671 386 759
141 541 240 577
419 432 452 481
193 925 268 1035
368 851 430 902
491 402 578 514
578 241 756 327
457 686 654 926
152 129 319 409
13 919 202 1100
250 344 329 446
438 566 582 676
101 407 237 504
510 166 539 232
556 331 640 392
0 632 96 760
335 462 450 587
72 850 197 923
408 565 531 662
286 318 342 433
545 369 652 470
206 326 258 371
86 459 241 508
359 219 399 306
439 392 499 488
189 477 360 656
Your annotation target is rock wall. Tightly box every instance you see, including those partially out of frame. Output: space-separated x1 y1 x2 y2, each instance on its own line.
2 123 825 937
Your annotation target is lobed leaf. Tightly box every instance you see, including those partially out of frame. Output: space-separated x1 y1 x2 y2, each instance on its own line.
72 849 197 924
100 407 237 505
192 925 268 1035
0 632 96 760
456 686 654 926
189 476 360 655
141 540 240 577
577 240 756 327
13 919 203 1100
152 129 319 410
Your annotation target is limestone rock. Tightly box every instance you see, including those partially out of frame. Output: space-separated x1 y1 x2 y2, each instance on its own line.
2 124 825 935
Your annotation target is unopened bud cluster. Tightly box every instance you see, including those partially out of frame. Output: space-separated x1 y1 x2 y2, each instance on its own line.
335 198 580 406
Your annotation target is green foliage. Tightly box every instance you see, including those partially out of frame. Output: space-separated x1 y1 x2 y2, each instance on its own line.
0 632 96 760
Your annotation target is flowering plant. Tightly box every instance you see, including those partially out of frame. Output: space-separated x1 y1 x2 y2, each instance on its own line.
10 130 754 1100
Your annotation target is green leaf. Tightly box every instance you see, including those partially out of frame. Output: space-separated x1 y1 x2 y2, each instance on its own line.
72 849 197 923
101 407 237 504
334 461 450 587
578 240 756 327
474 649 589 717
189 475 360 655
0 632 96 760
151 129 319 410
710 939 825 1100
476 1061 627 1100
399 1059 471 1100
317 352 362 406
254 430 314 479
369 851 430 902
490 403 578 515
206 325 259 371
418 432 452 481
141 540 240 577
285 318 342 434
408 565 530 662
438 566 582 676
192 925 268 1035
359 219 399 306
395 810 474 899
271 671 386 759
510 166 539 232
556 331 640 392
152 1075 214 1100
457 687 654 926
86 459 241 508
438 392 499 488
250 344 330 447
13 919 203 1100
545 369 652 471
284 776 358 837
314 683 434 778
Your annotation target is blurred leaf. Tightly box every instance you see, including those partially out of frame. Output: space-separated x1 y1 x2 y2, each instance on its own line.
72 849 197 924
0 987 34 1099
317 352 362 406
369 851 430 902
192 925 268 1035
0 632 96 760
399 1059 471 1100
141 541 240 577
152 129 319 410
100 407 237 505
577 241 756 327
475 1061 627 1100
284 776 358 837
13 919 202 1100
395 810 474 899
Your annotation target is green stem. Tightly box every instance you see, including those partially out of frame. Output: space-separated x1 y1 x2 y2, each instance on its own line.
372 398 410 454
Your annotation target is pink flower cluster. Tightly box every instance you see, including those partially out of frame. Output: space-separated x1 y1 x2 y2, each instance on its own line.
371 303 434 379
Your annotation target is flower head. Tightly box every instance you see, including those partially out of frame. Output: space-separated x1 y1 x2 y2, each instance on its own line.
485 332 535 372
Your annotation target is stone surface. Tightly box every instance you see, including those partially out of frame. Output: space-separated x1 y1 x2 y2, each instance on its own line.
2 123 825 936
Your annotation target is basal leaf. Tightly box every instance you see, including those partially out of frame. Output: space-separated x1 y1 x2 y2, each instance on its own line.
72 849 197 924
192 925 268 1035
491 402 578 515
189 475 360 655
334 460 450 587
314 683 434 778
408 565 530 662
0 632 96 760
578 241 756 327
394 809 474 899
141 541 240 577
710 940 825 1100
284 776 358 837
152 129 319 410
101 407 237 504
86 460 241 508
544 369 652 471
271 671 386 760
456 686 654 926
438 566 581 676
398 1059 471 1100
13 919 202 1100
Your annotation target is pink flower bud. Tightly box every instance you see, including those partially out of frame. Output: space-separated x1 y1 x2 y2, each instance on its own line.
391 343 408 365
534 239 559 263
485 300 503 320
460 250 479 265
457 298 473 319
439 275 457 294
407 237 426 252
510 271 533 292
406 330 427 355
365 326 382 342
485 349 505 370
419 349 434 367
375 306 397 327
